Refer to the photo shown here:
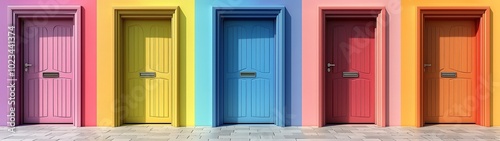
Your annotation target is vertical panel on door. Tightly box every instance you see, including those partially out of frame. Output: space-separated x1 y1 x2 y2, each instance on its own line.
222 19 275 123
423 19 477 123
325 18 375 123
23 18 74 123
123 19 172 123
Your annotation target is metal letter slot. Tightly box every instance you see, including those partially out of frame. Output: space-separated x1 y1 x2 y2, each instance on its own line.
43 72 59 78
441 72 457 78
343 72 359 78
240 72 256 78
140 72 156 78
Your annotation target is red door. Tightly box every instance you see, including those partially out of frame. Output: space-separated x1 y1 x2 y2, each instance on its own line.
325 18 375 123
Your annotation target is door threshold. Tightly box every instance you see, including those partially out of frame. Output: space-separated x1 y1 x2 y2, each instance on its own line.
424 123 480 127
19 123 74 127
220 124 279 128
324 123 377 127
121 123 173 127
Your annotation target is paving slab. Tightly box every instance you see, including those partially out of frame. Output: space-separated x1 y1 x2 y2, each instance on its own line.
0 124 497 140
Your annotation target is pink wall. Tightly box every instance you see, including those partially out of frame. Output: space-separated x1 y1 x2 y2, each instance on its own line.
0 0 96 126
302 0 401 126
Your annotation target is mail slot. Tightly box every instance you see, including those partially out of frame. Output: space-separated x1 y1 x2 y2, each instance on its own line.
240 72 256 78
343 72 359 78
441 72 457 78
140 72 156 78
43 72 59 78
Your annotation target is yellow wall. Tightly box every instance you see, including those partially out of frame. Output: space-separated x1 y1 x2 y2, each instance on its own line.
96 0 195 126
401 0 499 126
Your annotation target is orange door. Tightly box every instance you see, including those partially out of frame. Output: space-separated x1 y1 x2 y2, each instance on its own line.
423 19 477 123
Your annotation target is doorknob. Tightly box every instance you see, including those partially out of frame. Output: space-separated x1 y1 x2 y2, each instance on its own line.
24 63 32 72
327 63 335 72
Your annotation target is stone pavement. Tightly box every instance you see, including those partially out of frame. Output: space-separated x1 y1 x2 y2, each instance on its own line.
0 124 499 141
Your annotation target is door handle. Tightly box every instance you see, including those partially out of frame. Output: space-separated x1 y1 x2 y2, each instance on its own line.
327 63 335 72
327 63 335 67
24 63 32 72
423 64 431 72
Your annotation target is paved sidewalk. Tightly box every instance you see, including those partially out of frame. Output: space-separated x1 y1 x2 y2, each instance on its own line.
0 124 499 141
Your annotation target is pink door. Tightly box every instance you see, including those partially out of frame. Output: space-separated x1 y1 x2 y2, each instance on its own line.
325 18 375 123
23 18 75 123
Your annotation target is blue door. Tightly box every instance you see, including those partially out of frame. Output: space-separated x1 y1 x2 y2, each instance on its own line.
222 19 276 123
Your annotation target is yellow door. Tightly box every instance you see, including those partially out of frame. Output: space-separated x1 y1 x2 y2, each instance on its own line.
123 19 173 123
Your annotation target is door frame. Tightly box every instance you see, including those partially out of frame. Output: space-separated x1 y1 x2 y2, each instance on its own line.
8 6 82 126
113 7 179 127
416 7 491 127
319 7 387 127
213 7 286 127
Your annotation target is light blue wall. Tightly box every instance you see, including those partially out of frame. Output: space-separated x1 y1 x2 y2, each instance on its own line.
194 0 302 126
